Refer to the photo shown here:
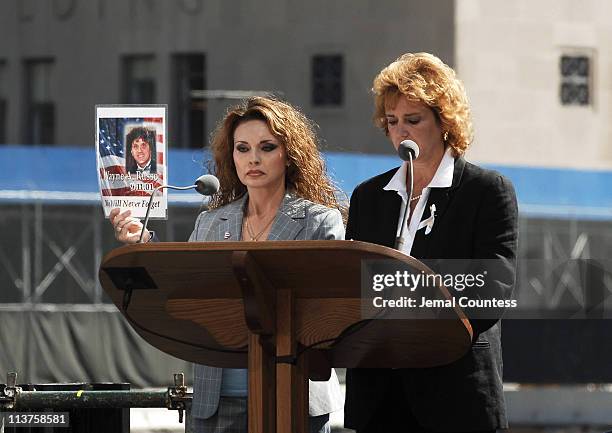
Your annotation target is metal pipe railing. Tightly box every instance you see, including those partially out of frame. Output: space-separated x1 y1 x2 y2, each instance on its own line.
1 371 193 431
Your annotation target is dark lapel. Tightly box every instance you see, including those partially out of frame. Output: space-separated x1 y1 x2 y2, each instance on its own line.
379 189 403 248
410 157 466 258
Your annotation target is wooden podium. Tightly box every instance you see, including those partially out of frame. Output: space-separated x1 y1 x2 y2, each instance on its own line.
99 240 472 433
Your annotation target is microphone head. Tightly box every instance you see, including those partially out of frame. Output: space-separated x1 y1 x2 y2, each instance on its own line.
194 174 220 196
398 140 420 161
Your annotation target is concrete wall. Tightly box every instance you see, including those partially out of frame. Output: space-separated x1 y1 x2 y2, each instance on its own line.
0 0 454 155
456 0 612 169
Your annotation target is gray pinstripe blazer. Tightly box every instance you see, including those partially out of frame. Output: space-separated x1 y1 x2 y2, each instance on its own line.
190 192 345 420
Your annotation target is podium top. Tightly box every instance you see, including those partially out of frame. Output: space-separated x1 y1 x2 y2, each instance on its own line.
99 240 473 368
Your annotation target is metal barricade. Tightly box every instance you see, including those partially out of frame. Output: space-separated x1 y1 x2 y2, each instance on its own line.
0 372 192 433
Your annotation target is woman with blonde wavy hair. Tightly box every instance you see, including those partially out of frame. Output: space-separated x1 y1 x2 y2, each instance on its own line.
344 53 518 433
110 96 343 433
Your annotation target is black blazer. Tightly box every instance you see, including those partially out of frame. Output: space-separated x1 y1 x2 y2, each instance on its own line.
344 157 518 431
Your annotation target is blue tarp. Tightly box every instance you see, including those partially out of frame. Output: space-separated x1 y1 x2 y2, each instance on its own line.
1 145 612 220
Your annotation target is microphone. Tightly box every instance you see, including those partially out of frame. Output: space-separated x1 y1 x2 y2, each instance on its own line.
194 174 221 195
394 140 420 251
398 139 420 161
139 175 220 243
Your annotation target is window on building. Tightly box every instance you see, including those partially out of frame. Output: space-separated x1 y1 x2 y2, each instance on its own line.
312 54 343 107
23 59 55 145
122 55 156 103
0 61 6 144
560 54 590 106
172 54 206 148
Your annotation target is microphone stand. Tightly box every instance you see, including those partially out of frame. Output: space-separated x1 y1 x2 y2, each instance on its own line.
394 152 415 251
139 184 199 243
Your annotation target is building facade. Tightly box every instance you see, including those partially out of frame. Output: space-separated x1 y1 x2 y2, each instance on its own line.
456 0 612 169
0 0 454 153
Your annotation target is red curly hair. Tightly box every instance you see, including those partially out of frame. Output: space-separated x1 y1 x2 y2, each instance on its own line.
207 96 342 211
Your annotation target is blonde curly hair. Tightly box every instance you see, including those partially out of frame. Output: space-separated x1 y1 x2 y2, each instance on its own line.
208 96 341 210
372 52 473 156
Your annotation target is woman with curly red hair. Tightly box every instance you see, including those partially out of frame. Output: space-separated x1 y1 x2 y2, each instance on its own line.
111 96 344 433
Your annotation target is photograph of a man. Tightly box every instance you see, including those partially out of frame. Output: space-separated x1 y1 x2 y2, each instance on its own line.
125 126 157 174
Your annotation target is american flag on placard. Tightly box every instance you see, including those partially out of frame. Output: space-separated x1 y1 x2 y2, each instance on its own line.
98 117 165 196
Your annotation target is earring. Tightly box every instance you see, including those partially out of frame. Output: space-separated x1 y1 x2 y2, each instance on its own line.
443 131 449 142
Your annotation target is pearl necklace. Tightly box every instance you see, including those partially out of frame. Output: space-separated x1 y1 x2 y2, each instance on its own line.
410 194 422 202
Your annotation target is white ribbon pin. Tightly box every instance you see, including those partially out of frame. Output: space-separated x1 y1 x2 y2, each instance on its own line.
418 204 436 235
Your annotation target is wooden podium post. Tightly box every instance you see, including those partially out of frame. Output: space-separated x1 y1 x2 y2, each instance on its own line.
276 288 307 433
99 240 473 433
